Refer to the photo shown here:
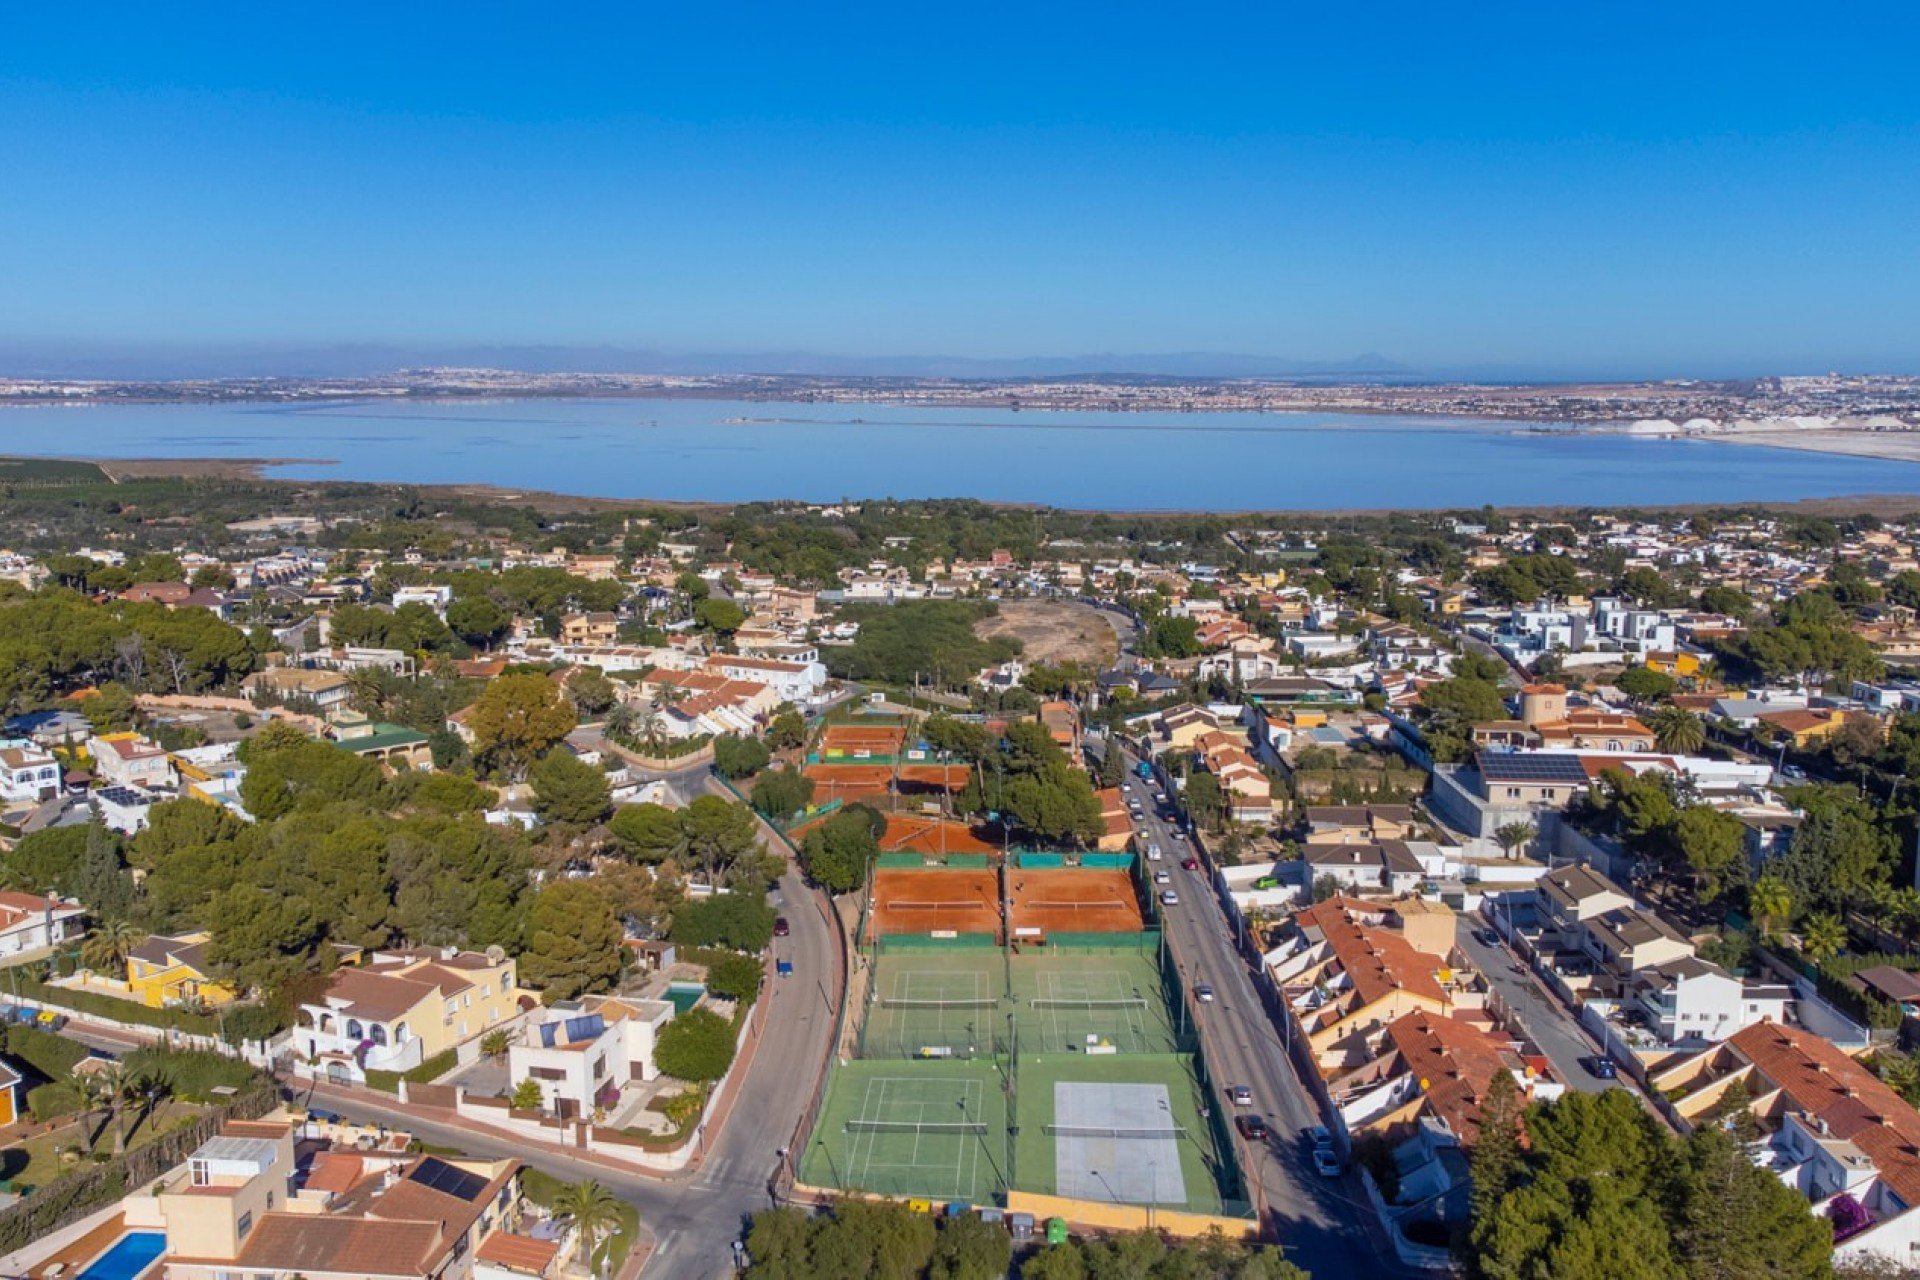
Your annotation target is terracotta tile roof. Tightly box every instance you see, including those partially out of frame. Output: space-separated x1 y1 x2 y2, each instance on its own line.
303 1152 367 1194
1729 1021 1920 1205
233 1215 443 1276
1386 1010 1518 1144
475 1233 561 1275
1297 898 1447 1006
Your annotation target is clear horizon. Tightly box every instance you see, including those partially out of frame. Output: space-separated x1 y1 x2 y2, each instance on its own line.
3 3 1918 378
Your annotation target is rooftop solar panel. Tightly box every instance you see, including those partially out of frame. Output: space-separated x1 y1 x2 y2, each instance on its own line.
1477 752 1590 785
409 1155 488 1202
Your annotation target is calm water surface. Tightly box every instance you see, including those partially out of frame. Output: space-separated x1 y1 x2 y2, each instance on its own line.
1 398 1914 510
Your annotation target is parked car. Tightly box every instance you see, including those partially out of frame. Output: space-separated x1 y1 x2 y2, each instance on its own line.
1307 1124 1333 1149
1235 1114 1270 1141
1584 1055 1618 1080
1195 983 1215 1003
1312 1147 1343 1178
773 916 791 937
1229 1084 1253 1107
1181 857 1200 871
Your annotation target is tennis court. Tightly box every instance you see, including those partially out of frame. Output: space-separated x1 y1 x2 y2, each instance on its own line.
800 1059 1010 1203
861 949 1008 1059
1009 948 1182 1055
867 866 1003 941
1013 1053 1233 1214
1006 867 1146 935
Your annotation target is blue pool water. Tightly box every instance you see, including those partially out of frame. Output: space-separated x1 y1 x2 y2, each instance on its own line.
666 983 705 1014
78 1232 166 1280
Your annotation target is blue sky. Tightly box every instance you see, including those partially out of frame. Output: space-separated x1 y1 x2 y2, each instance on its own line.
3 3 1918 377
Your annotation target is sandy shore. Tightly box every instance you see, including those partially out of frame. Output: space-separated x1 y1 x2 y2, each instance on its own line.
1708 426 1920 464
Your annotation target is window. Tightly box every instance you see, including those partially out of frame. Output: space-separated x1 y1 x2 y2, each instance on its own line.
237 1211 254 1239
530 1066 565 1081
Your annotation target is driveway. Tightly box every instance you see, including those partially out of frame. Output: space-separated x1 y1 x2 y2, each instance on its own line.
1453 918 1621 1095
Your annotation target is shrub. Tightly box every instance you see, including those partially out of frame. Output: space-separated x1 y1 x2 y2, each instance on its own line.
655 1008 736 1083
121 1048 260 1102
28 1081 83 1123
365 1048 459 1094
5 1024 86 1081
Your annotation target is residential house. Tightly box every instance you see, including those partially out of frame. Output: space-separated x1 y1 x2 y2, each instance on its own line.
1301 805 1420 846
0 740 61 803
559 612 620 647
508 995 677 1119
1301 842 1427 897
0 890 86 957
1653 1021 1920 1267
122 932 239 1009
294 948 526 1085
242 665 355 710
1268 897 1455 1074
90 732 177 790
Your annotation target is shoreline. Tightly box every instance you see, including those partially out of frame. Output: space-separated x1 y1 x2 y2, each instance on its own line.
15 452 1920 520
1706 427 1920 465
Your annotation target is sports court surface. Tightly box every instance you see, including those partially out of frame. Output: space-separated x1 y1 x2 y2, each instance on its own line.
818 723 909 755
860 948 1008 1059
867 867 1002 941
879 813 1000 856
800 1059 1010 1203
1012 1052 1229 1213
1009 947 1183 1055
1006 867 1146 935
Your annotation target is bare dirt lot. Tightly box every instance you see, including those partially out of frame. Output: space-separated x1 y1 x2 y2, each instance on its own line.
975 600 1122 667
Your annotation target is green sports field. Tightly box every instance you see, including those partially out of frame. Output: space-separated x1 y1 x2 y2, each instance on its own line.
1008 947 1186 1056
799 1058 1011 1204
859 948 1009 1060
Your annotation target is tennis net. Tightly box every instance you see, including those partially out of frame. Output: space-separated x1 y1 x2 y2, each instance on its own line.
881 996 997 1009
1028 997 1150 1011
1045 1124 1187 1140
846 1120 991 1136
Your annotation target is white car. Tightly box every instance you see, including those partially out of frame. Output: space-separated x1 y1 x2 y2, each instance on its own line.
1153 869 1171 884
1160 889 1179 906
1147 845 1162 861
1230 1085 1253 1107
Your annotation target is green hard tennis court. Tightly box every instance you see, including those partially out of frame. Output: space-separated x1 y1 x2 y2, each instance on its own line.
800 1059 1011 1203
1012 1053 1234 1214
860 949 1009 1060
1009 947 1185 1055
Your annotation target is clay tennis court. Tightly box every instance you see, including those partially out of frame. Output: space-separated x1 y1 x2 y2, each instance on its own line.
880 814 999 857
819 723 909 754
868 867 1004 941
804 760 973 804
1006 868 1146 935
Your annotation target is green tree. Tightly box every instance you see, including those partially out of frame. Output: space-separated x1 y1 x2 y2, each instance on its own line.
1647 705 1707 755
553 1180 625 1271
1675 1122 1832 1280
564 666 618 716
1672 805 1745 900
530 749 612 825
714 734 773 780
655 1006 736 1082
1616 665 1678 703
1494 821 1536 860
679 795 763 885
468 673 576 780
799 808 880 893
1470 1068 1524 1229
701 950 763 1003
670 892 775 951
766 709 808 752
749 765 814 817
1749 875 1792 940
693 597 747 635
1185 772 1226 833
510 1078 544 1111
1799 912 1846 963
926 1207 1012 1280
520 881 625 1001
608 802 688 864
446 595 510 648
207 884 320 996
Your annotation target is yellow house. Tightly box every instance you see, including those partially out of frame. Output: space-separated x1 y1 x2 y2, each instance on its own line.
293 947 527 1085
125 933 239 1009
1644 651 1701 678
0 1059 22 1126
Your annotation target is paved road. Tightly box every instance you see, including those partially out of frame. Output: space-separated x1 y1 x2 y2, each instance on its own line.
1451 916 1618 1096
1119 761 1418 1279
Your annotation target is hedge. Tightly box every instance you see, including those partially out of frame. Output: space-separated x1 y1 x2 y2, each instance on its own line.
28 1081 82 1123
6 972 221 1035
365 1048 458 1094
4 1024 85 1081
121 1048 258 1102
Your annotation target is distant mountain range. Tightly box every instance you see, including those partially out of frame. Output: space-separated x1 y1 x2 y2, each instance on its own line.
0 340 1416 382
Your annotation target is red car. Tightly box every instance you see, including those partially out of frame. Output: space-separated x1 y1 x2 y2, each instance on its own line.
1235 1114 1270 1141
773 917 790 937
1181 857 1200 871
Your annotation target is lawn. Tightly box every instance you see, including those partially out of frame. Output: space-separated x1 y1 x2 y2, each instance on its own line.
0 1098 209 1195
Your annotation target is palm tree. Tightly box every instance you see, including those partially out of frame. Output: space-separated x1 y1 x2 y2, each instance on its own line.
1647 706 1706 756
80 1065 123 1153
480 1029 512 1059
552 1179 623 1272
81 920 147 978
116 1069 168 1152
1750 875 1792 941
1494 821 1537 861
603 701 636 744
1801 912 1847 964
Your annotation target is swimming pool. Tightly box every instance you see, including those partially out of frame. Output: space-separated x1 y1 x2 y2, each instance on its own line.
78 1232 166 1280
665 983 705 1014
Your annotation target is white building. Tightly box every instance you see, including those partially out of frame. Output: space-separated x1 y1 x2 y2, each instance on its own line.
509 996 677 1118
0 890 86 957
0 740 61 804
